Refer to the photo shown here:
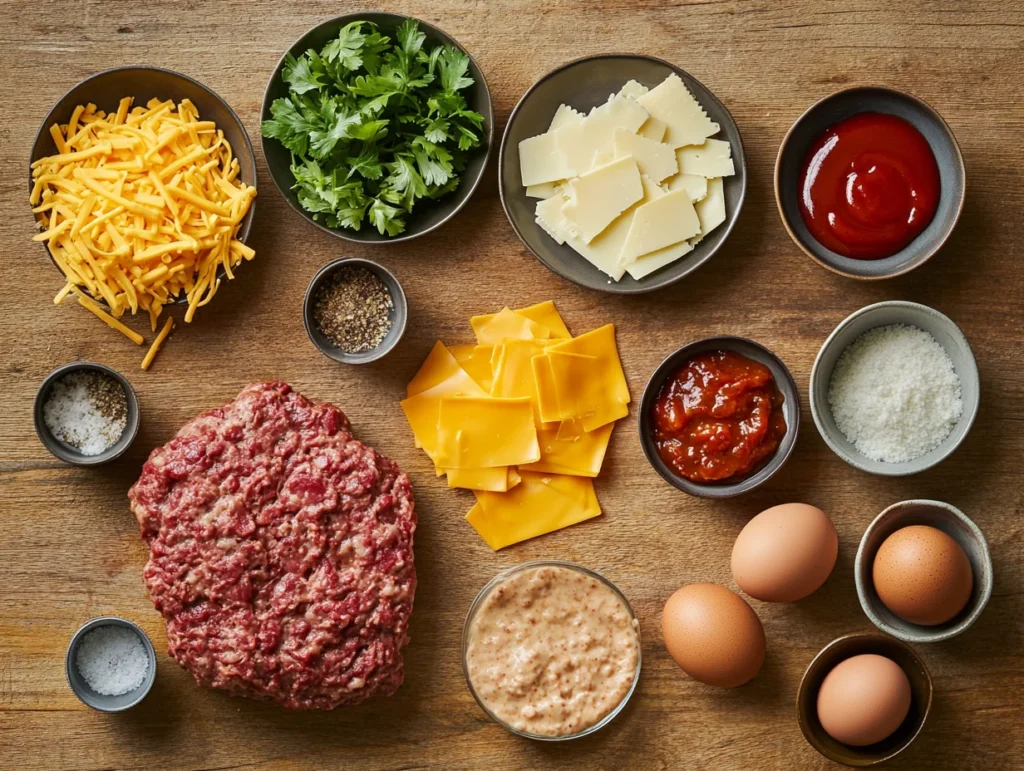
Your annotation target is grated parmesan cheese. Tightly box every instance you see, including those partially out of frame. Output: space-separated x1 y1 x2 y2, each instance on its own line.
828 324 963 463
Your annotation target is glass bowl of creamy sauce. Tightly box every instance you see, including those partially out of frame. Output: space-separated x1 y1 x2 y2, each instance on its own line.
462 561 642 740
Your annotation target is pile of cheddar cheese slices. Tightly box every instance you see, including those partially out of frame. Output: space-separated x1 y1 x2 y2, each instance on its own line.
401 301 630 550
518 74 735 281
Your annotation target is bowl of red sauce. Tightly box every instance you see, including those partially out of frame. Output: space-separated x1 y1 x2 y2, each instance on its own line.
775 86 964 280
638 336 801 498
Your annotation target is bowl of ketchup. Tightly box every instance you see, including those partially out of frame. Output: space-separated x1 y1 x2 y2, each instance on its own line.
775 86 964 280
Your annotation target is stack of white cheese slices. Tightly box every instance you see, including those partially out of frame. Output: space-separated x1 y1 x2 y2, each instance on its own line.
518 74 736 282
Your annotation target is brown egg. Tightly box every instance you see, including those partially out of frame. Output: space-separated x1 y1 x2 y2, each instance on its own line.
731 503 838 602
872 525 973 625
661 583 765 688
816 654 912 746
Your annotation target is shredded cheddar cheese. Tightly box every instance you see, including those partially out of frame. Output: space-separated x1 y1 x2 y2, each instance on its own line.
31 97 256 335
141 316 175 370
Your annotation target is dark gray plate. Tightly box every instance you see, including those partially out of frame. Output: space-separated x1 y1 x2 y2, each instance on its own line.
638 336 800 498
29 66 257 305
775 86 965 280
261 13 494 243
499 54 746 294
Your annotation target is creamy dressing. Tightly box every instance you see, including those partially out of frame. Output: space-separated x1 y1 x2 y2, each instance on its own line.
465 564 640 737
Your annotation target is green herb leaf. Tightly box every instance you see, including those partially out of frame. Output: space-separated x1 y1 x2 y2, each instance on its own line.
283 51 326 94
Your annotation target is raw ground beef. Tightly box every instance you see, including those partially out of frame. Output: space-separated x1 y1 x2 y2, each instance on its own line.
128 382 417 710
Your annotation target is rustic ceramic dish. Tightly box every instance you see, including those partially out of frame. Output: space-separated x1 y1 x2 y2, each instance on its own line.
261 12 493 243
855 499 993 643
303 258 408 364
65 616 157 713
29 66 257 305
34 362 140 466
775 85 964 279
797 633 933 767
499 54 746 294
462 560 641 741
638 336 800 498
809 300 979 476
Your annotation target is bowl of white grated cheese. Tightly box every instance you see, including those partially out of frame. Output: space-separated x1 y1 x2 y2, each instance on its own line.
810 301 979 476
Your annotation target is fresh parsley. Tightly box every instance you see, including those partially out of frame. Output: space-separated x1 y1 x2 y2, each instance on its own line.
262 20 485 236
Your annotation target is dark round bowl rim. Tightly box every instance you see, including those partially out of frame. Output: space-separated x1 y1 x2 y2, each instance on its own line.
34 361 140 466
796 632 933 766
637 335 800 498
498 52 747 295
260 11 495 244
773 83 965 281
302 257 408 364
461 559 642 741
65 616 157 712
29 64 258 305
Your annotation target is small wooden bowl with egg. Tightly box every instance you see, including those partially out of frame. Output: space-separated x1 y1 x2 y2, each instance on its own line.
797 633 933 767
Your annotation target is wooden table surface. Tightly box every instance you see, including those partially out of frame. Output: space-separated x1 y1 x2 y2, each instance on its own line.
1 1 1022 769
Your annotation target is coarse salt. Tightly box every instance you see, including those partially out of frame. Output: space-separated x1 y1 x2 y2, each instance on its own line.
75 625 149 696
828 324 963 463
43 371 127 455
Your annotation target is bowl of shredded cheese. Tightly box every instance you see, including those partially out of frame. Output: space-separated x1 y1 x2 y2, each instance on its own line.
29 66 257 369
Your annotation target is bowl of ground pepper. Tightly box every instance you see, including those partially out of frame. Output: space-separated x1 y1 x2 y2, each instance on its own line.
303 258 408 364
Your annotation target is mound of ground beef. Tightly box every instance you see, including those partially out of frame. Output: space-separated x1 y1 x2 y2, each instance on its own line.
128 382 416 710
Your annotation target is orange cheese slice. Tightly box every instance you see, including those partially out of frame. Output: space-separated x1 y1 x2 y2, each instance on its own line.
400 348 487 455
467 471 601 550
407 341 465 397
471 300 572 340
543 324 630 431
489 338 554 428
434 396 540 468
519 421 614 477
472 306 552 345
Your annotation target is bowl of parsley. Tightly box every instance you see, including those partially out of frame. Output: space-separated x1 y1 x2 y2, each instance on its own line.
261 13 493 242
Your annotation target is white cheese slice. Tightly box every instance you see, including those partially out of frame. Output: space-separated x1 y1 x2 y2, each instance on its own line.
664 172 708 202
617 80 649 100
561 156 643 243
555 94 649 176
677 138 735 178
638 117 667 142
694 176 726 237
626 239 695 280
563 176 666 280
549 104 584 132
592 150 614 169
618 189 701 266
519 132 575 186
637 73 719 148
535 192 571 244
612 128 678 184
526 182 561 199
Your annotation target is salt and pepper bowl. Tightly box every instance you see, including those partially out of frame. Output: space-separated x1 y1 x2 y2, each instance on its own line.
65 617 157 712
855 499 993 644
809 300 980 476
34 362 140 466
797 633 933 767
302 258 408 365
638 336 800 498
775 85 965 280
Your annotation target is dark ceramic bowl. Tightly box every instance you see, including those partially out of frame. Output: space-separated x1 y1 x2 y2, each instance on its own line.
855 500 993 644
809 301 980 476
29 66 257 305
499 54 746 294
797 633 933 767
775 85 964 279
66 616 157 712
303 257 408 364
261 13 493 243
34 362 140 466
638 336 800 498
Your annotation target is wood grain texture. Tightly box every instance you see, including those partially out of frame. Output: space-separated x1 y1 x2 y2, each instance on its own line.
1 1 1022 769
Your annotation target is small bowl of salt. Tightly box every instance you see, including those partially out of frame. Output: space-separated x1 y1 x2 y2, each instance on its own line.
810 301 980 476
66 617 157 712
34 362 140 466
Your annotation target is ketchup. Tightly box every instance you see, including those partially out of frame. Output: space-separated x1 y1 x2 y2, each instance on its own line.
798 112 940 260
651 351 787 483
